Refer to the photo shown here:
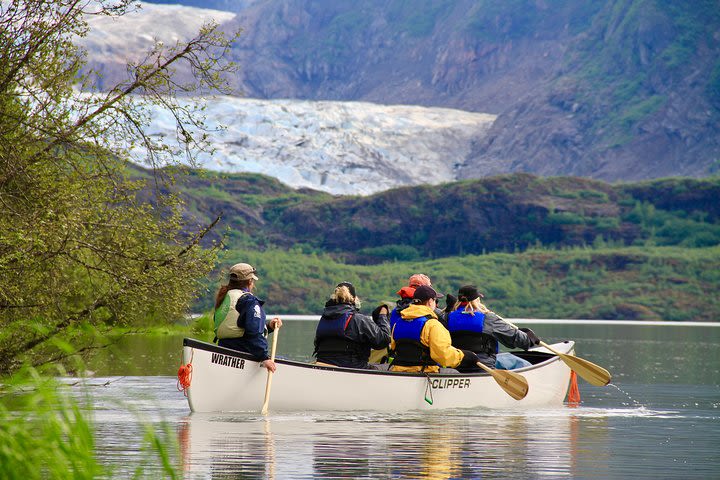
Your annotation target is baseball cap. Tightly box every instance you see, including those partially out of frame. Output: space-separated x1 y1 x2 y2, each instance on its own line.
458 285 483 302
413 285 443 302
336 281 356 297
229 263 259 281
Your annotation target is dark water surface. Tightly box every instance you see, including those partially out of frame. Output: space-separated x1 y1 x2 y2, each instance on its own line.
79 321 720 479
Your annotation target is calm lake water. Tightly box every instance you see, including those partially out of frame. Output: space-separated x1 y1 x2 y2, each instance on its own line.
76 320 720 479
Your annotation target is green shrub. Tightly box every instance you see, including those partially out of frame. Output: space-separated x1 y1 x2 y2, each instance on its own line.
546 211 586 225
358 244 421 261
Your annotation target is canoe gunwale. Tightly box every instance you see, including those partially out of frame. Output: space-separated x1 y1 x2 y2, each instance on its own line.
182 337 569 378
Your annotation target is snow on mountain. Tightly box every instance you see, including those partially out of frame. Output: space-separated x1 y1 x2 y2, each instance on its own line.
141 97 496 195
78 2 236 60
79 2 497 195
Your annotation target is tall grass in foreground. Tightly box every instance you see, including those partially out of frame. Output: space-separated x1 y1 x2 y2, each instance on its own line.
0 368 100 479
0 368 180 479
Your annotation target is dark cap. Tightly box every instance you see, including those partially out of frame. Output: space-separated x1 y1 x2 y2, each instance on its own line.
337 281 356 298
457 285 483 302
413 285 443 302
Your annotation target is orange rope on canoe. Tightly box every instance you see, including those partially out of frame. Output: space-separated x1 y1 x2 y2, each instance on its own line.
567 370 581 406
177 349 193 397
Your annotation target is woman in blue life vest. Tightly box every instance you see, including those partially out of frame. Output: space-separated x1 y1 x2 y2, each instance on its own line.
389 285 480 373
213 262 282 373
313 282 391 369
446 285 541 372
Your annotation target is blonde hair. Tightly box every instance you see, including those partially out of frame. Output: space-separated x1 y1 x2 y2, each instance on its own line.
331 285 361 309
457 297 491 314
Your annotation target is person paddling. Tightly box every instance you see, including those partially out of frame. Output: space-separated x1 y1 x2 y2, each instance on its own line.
213 263 282 373
389 285 479 373
369 273 443 364
446 285 540 372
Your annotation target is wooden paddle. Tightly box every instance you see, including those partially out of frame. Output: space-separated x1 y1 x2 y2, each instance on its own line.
538 340 611 387
260 323 281 414
475 362 529 400
500 316 612 387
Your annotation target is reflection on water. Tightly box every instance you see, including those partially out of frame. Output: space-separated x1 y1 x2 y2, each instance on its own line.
177 411 582 479
78 375 720 479
76 322 720 479
176 405 720 480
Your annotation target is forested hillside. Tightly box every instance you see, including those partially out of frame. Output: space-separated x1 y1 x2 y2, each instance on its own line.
200 245 720 322
170 169 720 261
156 168 720 320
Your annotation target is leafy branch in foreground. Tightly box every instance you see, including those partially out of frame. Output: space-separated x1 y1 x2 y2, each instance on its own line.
0 0 239 376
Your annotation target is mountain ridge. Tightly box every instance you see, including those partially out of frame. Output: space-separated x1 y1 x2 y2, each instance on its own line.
85 1 720 189
162 168 720 263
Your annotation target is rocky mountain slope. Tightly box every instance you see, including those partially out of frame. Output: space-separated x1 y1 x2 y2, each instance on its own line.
80 3 496 195
84 1 720 189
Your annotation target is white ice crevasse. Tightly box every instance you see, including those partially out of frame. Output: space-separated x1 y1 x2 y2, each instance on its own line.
136 96 497 195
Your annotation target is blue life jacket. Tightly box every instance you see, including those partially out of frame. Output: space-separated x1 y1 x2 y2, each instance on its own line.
389 307 402 331
447 307 498 355
391 316 434 368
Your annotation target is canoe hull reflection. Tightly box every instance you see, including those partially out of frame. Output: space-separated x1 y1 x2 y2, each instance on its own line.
181 338 574 412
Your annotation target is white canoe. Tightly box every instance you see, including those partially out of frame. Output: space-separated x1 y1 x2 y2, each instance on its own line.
181 338 575 412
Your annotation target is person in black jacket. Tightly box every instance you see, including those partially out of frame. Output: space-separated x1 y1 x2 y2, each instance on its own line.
314 282 391 369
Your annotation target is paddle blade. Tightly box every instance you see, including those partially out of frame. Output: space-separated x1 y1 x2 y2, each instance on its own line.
477 362 529 400
557 353 611 387
540 342 611 387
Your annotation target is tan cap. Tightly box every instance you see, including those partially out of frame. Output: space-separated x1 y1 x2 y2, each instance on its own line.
229 263 258 281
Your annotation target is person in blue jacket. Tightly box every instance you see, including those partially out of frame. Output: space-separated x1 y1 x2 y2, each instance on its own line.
446 285 540 372
213 262 282 373
314 282 391 369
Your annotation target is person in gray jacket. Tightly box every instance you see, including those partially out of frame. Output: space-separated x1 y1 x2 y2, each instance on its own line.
446 285 541 371
313 282 391 369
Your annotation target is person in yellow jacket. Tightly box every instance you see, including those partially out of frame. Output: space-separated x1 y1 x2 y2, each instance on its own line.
389 285 479 373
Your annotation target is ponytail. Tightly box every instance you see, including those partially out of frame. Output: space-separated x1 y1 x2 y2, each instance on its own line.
463 298 490 314
214 278 250 309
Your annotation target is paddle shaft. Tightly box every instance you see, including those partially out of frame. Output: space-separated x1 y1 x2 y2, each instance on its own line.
260 324 280 414
500 316 612 387
475 361 529 401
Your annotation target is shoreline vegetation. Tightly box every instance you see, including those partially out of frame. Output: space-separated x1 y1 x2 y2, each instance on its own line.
173 171 719 322
201 244 720 322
